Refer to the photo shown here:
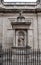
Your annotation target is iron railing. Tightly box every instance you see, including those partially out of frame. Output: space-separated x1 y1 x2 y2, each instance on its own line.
0 47 41 65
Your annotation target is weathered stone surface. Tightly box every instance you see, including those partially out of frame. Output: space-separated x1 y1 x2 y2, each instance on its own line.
0 0 41 50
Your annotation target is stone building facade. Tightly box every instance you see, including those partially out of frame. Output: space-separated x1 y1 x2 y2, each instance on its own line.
0 0 41 50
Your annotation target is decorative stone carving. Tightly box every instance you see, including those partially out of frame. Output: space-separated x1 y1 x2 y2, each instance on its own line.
18 31 25 46
11 12 31 47
17 10 25 22
16 30 27 47
11 21 31 47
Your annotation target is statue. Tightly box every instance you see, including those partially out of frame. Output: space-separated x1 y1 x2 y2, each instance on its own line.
18 31 25 47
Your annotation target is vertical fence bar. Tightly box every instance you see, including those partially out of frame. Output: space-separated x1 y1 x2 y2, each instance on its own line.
31 49 32 65
22 48 22 65
21 50 23 65
17 48 18 65
10 49 12 65
40 51 41 65
20 50 21 65
26 47 28 65
39 51 41 65
36 49 37 65
39 49 40 65
35 50 36 65
37 50 38 65
33 49 34 65
11 49 12 65
8 49 9 65
5 49 6 65
7 49 8 65
2 51 3 65
16 48 17 65
8 49 10 65
26 47 27 65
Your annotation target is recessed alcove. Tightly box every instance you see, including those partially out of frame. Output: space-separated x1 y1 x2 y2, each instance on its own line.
11 22 31 47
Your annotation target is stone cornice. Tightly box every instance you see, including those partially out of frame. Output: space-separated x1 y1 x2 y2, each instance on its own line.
11 22 31 29
0 2 41 13
0 9 41 13
3 2 36 6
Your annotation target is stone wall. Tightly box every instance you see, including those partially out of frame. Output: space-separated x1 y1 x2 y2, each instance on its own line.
0 13 41 49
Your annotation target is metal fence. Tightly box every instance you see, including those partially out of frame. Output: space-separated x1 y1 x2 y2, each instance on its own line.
0 47 41 65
